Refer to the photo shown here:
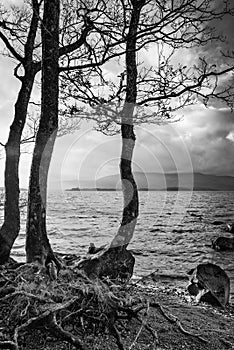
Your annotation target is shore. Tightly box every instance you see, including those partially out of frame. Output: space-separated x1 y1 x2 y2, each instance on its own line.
1 258 234 350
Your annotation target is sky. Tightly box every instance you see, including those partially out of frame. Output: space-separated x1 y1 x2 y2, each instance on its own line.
0 0 234 190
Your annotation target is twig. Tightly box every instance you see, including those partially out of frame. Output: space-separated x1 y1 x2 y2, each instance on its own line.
118 302 159 346
15 309 51 332
135 315 159 346
61 308 84 325
0 341 18 350
129 301 150 350
20 298 31 317
117 304 146 318
0 291 55 303
220 337 234 347
150 302 208 343
49 314 88 350
2 297 84 350
12 308 52 349
110 324 125 350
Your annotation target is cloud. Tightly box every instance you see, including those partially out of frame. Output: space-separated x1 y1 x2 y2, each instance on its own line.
174 106 234 175
47 102 234 191
1 0 24 8
1 2 234 190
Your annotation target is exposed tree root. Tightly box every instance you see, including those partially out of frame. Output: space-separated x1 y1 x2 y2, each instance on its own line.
150 302 208 344
0 290 55 303
78 246 135 283
0 260 216 350
109 324 125 350
49 314 88 350
128 301 150 350
134 315 159 347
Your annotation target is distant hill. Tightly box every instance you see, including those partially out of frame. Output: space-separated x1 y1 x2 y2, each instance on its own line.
81 172 234 191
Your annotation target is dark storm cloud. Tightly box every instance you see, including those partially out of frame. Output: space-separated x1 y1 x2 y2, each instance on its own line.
132 105 234 176
177 107 234 175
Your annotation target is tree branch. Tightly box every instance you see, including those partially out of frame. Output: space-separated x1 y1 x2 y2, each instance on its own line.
24 0 40 62
59 20 93 57
0 31 24 63
138 66 234 105
14 63 24 81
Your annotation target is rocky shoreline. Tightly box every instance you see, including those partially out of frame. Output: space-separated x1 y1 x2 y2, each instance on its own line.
1 258 234 350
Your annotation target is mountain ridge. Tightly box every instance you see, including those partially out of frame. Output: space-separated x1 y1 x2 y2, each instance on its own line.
65 172 234 191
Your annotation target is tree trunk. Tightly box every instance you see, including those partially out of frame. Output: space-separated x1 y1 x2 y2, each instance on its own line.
0 0 40 265
80 0 145 282
0 69 37 264
26 0 60 268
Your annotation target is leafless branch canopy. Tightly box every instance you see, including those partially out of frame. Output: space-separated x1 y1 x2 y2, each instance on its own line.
59 0 234 134
1 0 234 137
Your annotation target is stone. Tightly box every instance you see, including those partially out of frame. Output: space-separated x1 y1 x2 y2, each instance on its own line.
212 220 224 225
212 236 234 251
187 263 230 307
227 223 234 233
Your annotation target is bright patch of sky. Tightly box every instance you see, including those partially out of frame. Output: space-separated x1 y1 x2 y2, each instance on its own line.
1 0 234 190
1 0 24 8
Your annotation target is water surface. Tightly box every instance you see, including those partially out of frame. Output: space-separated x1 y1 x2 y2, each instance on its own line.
1 190 233 302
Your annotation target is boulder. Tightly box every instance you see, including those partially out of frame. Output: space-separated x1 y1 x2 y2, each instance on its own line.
187 263 230 307
212 236 234 251
212 220 224 225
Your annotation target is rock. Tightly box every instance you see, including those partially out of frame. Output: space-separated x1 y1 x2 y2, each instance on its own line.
172 229 184 233
88 243 106 254
212 236 234 251
54 253 81 267
212 220 224 225
131 249 143 256
226 223 234 233
187 263 230 307
149 228 160 233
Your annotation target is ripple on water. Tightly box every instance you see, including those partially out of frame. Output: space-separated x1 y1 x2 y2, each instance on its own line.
3 190 234 303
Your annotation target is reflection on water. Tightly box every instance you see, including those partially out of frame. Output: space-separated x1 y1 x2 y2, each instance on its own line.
1 190 234 302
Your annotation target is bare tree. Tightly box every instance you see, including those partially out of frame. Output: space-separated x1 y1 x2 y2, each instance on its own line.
64 0 234 280
0 0 139 265
0 0 99 264
0 0 41 264
25 0 60 267
24 0 136 268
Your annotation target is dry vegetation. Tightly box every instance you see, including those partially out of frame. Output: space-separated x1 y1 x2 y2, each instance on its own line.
0 257 234 350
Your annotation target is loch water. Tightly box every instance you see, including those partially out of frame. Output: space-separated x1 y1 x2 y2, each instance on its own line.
1 190 234 302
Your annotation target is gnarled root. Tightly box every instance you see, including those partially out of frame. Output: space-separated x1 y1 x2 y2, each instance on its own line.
78 246 135 284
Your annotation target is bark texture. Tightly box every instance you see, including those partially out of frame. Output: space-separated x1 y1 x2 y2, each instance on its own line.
80 246 135 282
80 0 145 281
0 0 40 264
111 0 144 249
26 0 60 266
